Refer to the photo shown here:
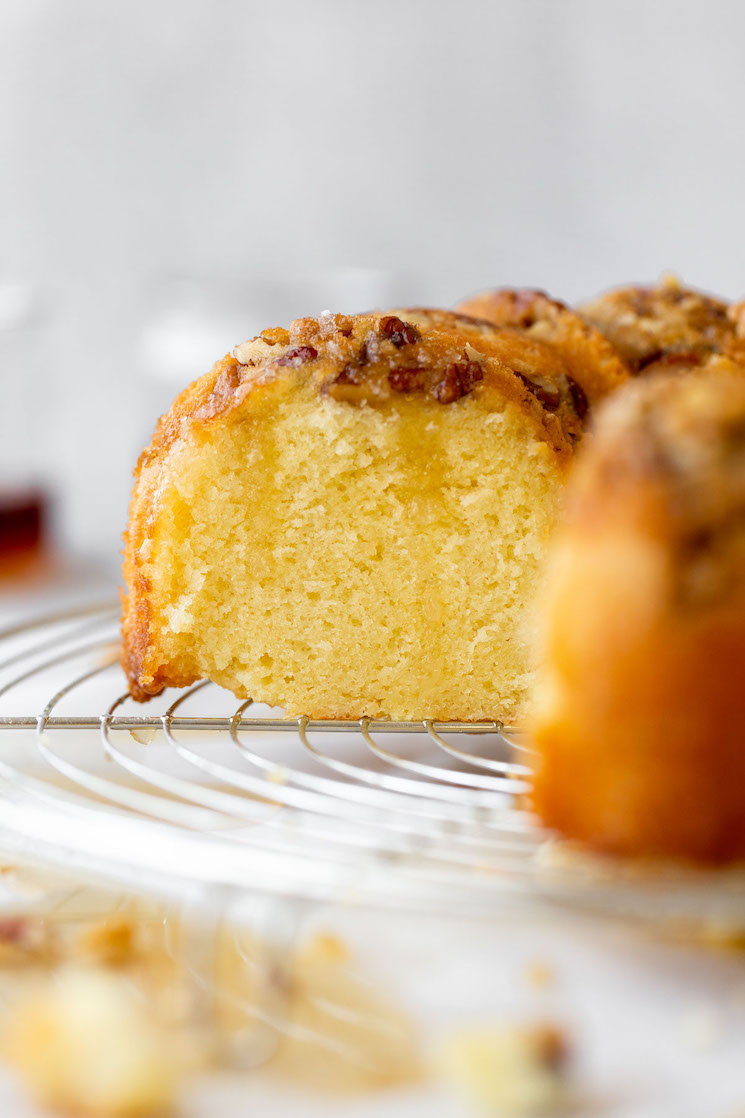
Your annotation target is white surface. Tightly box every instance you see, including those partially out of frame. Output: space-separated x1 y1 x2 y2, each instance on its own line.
1 900 745 1117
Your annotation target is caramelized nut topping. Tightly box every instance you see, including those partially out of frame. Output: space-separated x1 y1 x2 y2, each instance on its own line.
334 365 362 385
260 327 291 346
0 917 28 944
566 375 589 421
507 288 550 327
434 360 484 404
514 370 562 411
388 367 426 393
637 348 705 371
212 363 242 398
379 316 422 348
277 345 318 367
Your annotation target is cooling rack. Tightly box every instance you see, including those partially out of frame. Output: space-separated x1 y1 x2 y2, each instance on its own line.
1 600 745 927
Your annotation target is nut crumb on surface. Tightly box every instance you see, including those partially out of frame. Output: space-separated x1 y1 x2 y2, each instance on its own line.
2 967 179 1117
524 960 556 990
0 917 52 965
440 1021 571 1116
75 916 138 967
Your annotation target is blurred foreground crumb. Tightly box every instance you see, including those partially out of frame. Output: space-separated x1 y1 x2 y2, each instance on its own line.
0 882 421 1113
74 914 138 966
3 966 179 1116
265 929 422 1092
524 960 556 990
440 1021 572 1115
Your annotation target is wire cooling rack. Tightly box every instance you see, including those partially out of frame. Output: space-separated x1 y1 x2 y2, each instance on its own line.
1 600 745 926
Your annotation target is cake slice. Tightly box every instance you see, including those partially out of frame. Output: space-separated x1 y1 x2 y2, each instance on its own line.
122 309 586 721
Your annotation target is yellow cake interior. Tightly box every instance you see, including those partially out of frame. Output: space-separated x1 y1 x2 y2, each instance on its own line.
138 382 563 721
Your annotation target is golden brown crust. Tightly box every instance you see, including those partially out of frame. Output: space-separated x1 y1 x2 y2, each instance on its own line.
531 370 745 862
454 288 631 406
564 371 745 606
122 308 587 701
578 274 745 375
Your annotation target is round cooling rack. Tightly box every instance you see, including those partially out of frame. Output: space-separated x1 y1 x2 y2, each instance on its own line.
0 601 744 926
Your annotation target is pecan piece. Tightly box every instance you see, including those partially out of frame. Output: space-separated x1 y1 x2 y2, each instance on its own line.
333 364 362 385
637 349 704 371
0 918 28 944
259 327 291 346
514 370 561 411
565 375 589 421
379 315 421 348
277 345 318 367
212 363 242 399
388 367 426 393
507 288 549 327
434 360 483 404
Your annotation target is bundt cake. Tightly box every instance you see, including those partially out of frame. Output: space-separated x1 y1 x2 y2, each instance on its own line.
530 370 745 862
578 274 745 376
122 309 588 721
454 288 631 404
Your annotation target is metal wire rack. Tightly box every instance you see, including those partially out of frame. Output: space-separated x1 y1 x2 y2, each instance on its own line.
1 600 745 926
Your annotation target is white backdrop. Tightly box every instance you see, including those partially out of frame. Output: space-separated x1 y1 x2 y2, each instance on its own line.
2 0 745 558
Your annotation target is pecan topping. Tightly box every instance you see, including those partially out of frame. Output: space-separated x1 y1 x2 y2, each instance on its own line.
388 367 426 393
566 375 589 421
277 345 318 367
514 370 561 411
333 364 362 385
637 349 705 371
260 327 290 346
379 315 421 348
434 360 483 404
508 289 548 327
0 917 28 944
212 364 242 399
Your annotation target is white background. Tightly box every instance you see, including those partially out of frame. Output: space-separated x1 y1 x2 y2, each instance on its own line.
2 0 745 559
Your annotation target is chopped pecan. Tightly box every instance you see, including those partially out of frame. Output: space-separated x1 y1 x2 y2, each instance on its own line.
212 363 242 398
277 345 318 367
0 917 28 944
388 367 426 393
333 364 362 385
637 349 704 371
259 327 290 346
514 370 561 411
379 315 421 348
434 360 483 404
565 375 589 421
508 288 548 327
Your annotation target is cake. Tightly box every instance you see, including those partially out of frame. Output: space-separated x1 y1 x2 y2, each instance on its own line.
530 370 745 862
578 274 745 375
121 309 588 721
455 288 631 404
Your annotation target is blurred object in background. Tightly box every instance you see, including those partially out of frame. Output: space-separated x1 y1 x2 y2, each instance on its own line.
0 282 55 582
0 488 47 581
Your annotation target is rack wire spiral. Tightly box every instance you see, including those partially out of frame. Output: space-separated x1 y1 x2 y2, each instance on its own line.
1 600 745 926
